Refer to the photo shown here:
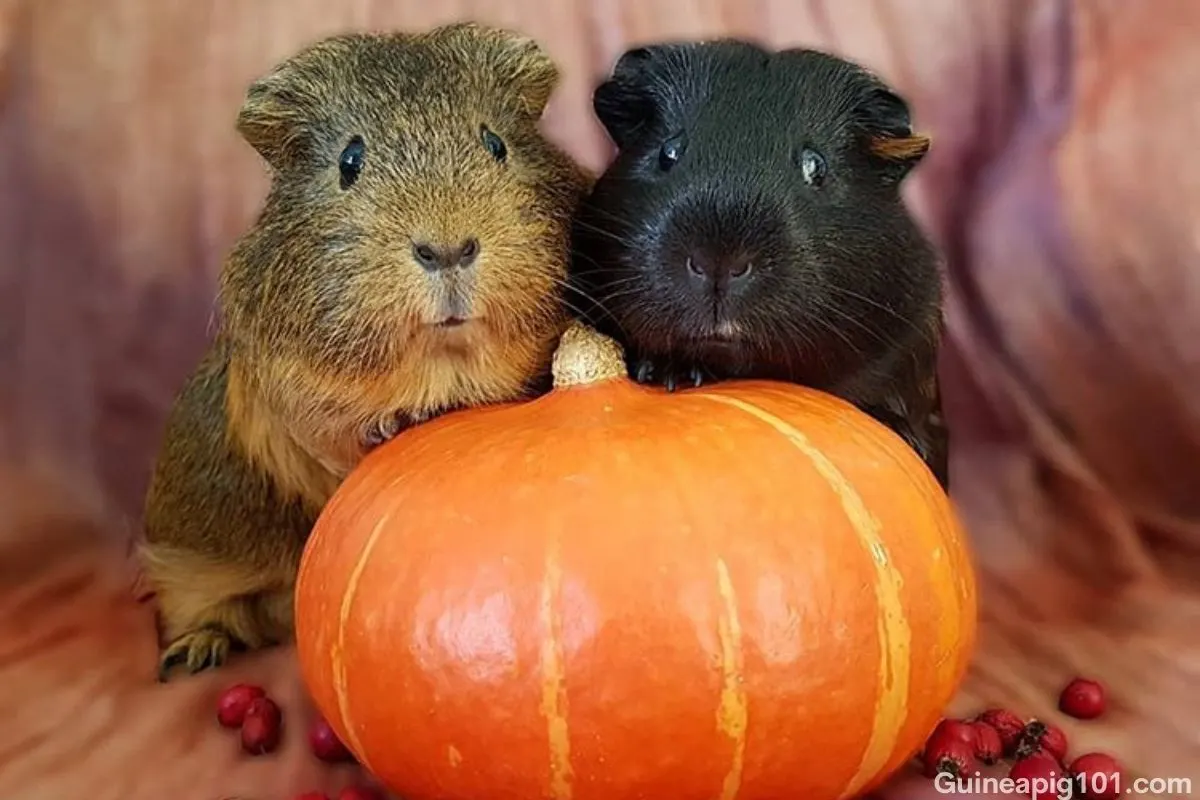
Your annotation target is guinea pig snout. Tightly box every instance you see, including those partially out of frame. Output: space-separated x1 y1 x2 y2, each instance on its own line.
684 248 754 290
411 237 480 272
659 190 786 301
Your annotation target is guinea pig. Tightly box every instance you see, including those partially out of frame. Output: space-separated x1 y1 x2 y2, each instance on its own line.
141 22 590 679
568 39 948 486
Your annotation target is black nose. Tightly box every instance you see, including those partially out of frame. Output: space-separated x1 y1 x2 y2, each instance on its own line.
412 237 480 271
685 250 754 288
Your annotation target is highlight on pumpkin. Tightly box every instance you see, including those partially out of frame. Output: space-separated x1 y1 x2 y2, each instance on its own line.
293 320 978 800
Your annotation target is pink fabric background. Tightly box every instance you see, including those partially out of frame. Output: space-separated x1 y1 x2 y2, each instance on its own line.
2 1 1198 797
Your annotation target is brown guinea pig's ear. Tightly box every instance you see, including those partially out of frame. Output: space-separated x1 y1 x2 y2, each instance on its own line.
235 65 311 170
436 23 561 116
592 46 667 150
855 84 930 182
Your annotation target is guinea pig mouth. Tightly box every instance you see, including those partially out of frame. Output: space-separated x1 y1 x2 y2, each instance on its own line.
426 315 483 330
696 319 744 342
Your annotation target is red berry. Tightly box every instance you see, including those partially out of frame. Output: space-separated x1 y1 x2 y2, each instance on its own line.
1070 752 1123 800
922 737 976 779
216 683 266 728
977 708 1025 755
240 697 283 755
929 718 977 746
1010 753 1065 796
970 720 1003 764
1017 719 1069 762
292 794 331 800
337 787 384 800
308 717 355 763
1059 678 1106 720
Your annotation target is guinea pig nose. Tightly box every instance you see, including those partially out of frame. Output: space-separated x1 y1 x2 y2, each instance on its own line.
412 238 480 271
685 253 754 285
459 237 479 265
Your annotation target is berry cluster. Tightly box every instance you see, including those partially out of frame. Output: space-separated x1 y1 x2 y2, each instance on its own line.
215 683 384 800
922 677 1120 799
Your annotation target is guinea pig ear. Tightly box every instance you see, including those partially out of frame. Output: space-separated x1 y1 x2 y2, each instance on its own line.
235 65 312 170
494 33 560 116
592 46 665 149
855 85 931 181
437 23 561 116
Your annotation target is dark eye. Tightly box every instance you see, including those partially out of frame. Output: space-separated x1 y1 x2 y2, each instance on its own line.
339 136 366 189
798 147 827 187
481 125 507 163
658 132 686 171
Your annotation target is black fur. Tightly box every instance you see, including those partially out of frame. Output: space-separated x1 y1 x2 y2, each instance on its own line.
569 40 949 487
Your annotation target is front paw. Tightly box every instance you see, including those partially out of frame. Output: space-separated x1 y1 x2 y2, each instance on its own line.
158 626 237 682
361 411 413 450
632 356 705 392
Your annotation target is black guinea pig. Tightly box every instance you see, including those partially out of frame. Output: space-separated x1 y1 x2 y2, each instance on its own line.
568 39 949 487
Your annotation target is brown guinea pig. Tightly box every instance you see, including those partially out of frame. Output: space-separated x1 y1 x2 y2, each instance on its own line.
140 22 589 680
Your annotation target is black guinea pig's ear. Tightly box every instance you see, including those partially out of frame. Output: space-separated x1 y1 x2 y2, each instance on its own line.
592 46 665 149
855 84 931 182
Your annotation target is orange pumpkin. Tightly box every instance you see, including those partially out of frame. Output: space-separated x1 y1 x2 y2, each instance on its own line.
295 322 978 800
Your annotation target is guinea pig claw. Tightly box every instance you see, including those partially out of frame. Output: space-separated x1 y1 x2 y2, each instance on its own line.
156 626 233 681
362 413 407 450
664 365 705 392
633 358 705 392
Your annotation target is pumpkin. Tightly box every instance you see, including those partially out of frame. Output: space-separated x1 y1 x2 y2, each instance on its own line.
294 322 978 800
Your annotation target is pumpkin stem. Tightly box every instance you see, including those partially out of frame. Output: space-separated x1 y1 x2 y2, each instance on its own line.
551 321 628 388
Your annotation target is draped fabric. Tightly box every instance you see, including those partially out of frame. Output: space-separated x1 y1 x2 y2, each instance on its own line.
2 1 1197 796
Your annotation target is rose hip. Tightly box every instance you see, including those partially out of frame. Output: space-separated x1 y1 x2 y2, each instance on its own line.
922 737 976 779
1070 753 1123 800
216 683 267 728
309 716 355 763
1059 678 1106 720
240 696 283 755
1010 753 1064 796
970 720 1003 764
977 708 1025 755
929 718 977 746
1017 719 1069 762
337 787 385 800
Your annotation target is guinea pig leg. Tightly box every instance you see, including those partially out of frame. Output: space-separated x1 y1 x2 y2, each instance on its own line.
630 353 706 392
144 538 301 682
142 354 314 681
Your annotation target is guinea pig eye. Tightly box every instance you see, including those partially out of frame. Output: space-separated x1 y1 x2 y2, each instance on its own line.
338 136 366 189
658 132 686 172
481 125 507 164
798 147 827 187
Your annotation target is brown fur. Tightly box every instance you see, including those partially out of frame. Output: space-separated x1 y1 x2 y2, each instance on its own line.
139 22 591 679
869 132 931 162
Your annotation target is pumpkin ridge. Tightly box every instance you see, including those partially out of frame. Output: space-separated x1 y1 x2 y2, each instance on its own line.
333 503 393 775
827 405 971 774
694 393 912 798
715 557 748 800
539 535 574 800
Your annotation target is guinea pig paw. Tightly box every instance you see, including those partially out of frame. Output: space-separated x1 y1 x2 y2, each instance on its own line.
633 357 706 392
157 626 234 681
362 413 408 450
